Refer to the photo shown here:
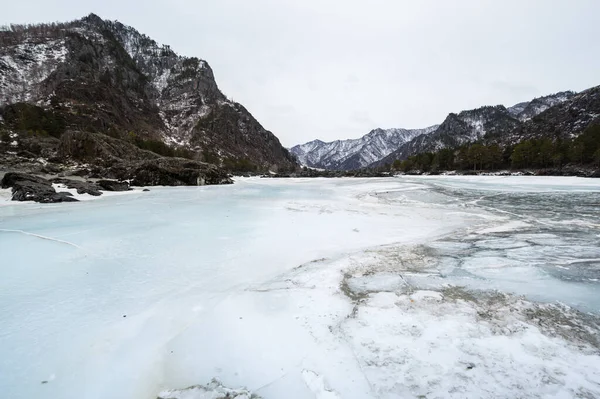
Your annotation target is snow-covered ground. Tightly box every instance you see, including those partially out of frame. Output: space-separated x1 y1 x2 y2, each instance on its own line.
0 176 599 398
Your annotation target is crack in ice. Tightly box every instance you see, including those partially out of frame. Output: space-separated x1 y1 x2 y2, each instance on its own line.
0 229 81 249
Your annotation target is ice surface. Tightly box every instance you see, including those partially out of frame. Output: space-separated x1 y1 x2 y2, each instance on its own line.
0 176 599 398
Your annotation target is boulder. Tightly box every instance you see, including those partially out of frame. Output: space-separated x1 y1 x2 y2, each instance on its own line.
97 179 130 191
46 192 79 203
51 178 103 196
1 172 79 203
1 172 49 188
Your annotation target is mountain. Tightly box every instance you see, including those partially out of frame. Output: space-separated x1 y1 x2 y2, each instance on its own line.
507 91 576 121
290 126 438 170
0 14 296 178
515 86 600 141
373 90 583 167
376 106 520 166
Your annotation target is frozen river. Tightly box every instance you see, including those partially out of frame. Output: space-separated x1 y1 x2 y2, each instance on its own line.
1 176 599 398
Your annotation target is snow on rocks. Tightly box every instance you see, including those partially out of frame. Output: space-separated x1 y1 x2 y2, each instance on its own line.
0 38 67 103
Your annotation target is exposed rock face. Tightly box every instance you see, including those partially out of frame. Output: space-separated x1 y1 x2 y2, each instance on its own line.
0 13 296 177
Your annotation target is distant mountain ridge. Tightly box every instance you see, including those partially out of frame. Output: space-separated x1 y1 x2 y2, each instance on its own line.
374 89 597 167
375 105 522 166
290 126 438 170
291 91 582 170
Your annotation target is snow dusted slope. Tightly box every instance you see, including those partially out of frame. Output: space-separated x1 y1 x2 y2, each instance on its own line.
508 91 576 121
372 89 589 166
290 126 438 170
0 38 68 104
0 14 296 170
375 106 521 166
514 85 600 142
295 91 578 170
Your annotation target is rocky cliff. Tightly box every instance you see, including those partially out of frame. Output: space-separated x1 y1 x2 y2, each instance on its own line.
0 13 296 180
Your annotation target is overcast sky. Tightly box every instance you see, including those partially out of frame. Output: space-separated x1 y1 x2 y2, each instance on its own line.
3 0 600 146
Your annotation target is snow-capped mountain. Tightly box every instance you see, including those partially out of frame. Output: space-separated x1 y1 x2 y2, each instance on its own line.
290 126 438 170
372 90 588 167
507 91 576 121
0 14 296 171
516 86 600 141
376 106 520 166
292 90 579 171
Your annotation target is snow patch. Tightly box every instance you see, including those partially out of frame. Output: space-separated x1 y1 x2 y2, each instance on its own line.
301 370 341 399
157 379 258 399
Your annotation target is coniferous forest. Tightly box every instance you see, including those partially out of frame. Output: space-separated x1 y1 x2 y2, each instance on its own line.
390 124 600 173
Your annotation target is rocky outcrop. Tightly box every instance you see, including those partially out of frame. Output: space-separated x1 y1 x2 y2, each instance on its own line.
1 172 78 202
51 178 103 195
96 179 129 192
123 158 233 186
57 131 159 164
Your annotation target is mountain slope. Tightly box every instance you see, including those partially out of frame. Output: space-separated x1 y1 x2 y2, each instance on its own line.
0 14 296 171
515 86 600 141
507 91 576 121
374 90 582 167
376 106 520 166
290 126 438 170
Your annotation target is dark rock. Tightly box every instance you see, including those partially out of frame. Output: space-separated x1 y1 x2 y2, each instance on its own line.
97 179 130 191
119 157 233 186
47 192 79 203
69 168 91 177
40 164 64 174
1 172 49 188
16 150 38 159
51 178 103 196
1 172 79 203
58 131 159 164
142 188 150 192
10 180 56 202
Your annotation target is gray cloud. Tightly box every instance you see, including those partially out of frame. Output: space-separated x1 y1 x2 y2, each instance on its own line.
3 0 600 146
